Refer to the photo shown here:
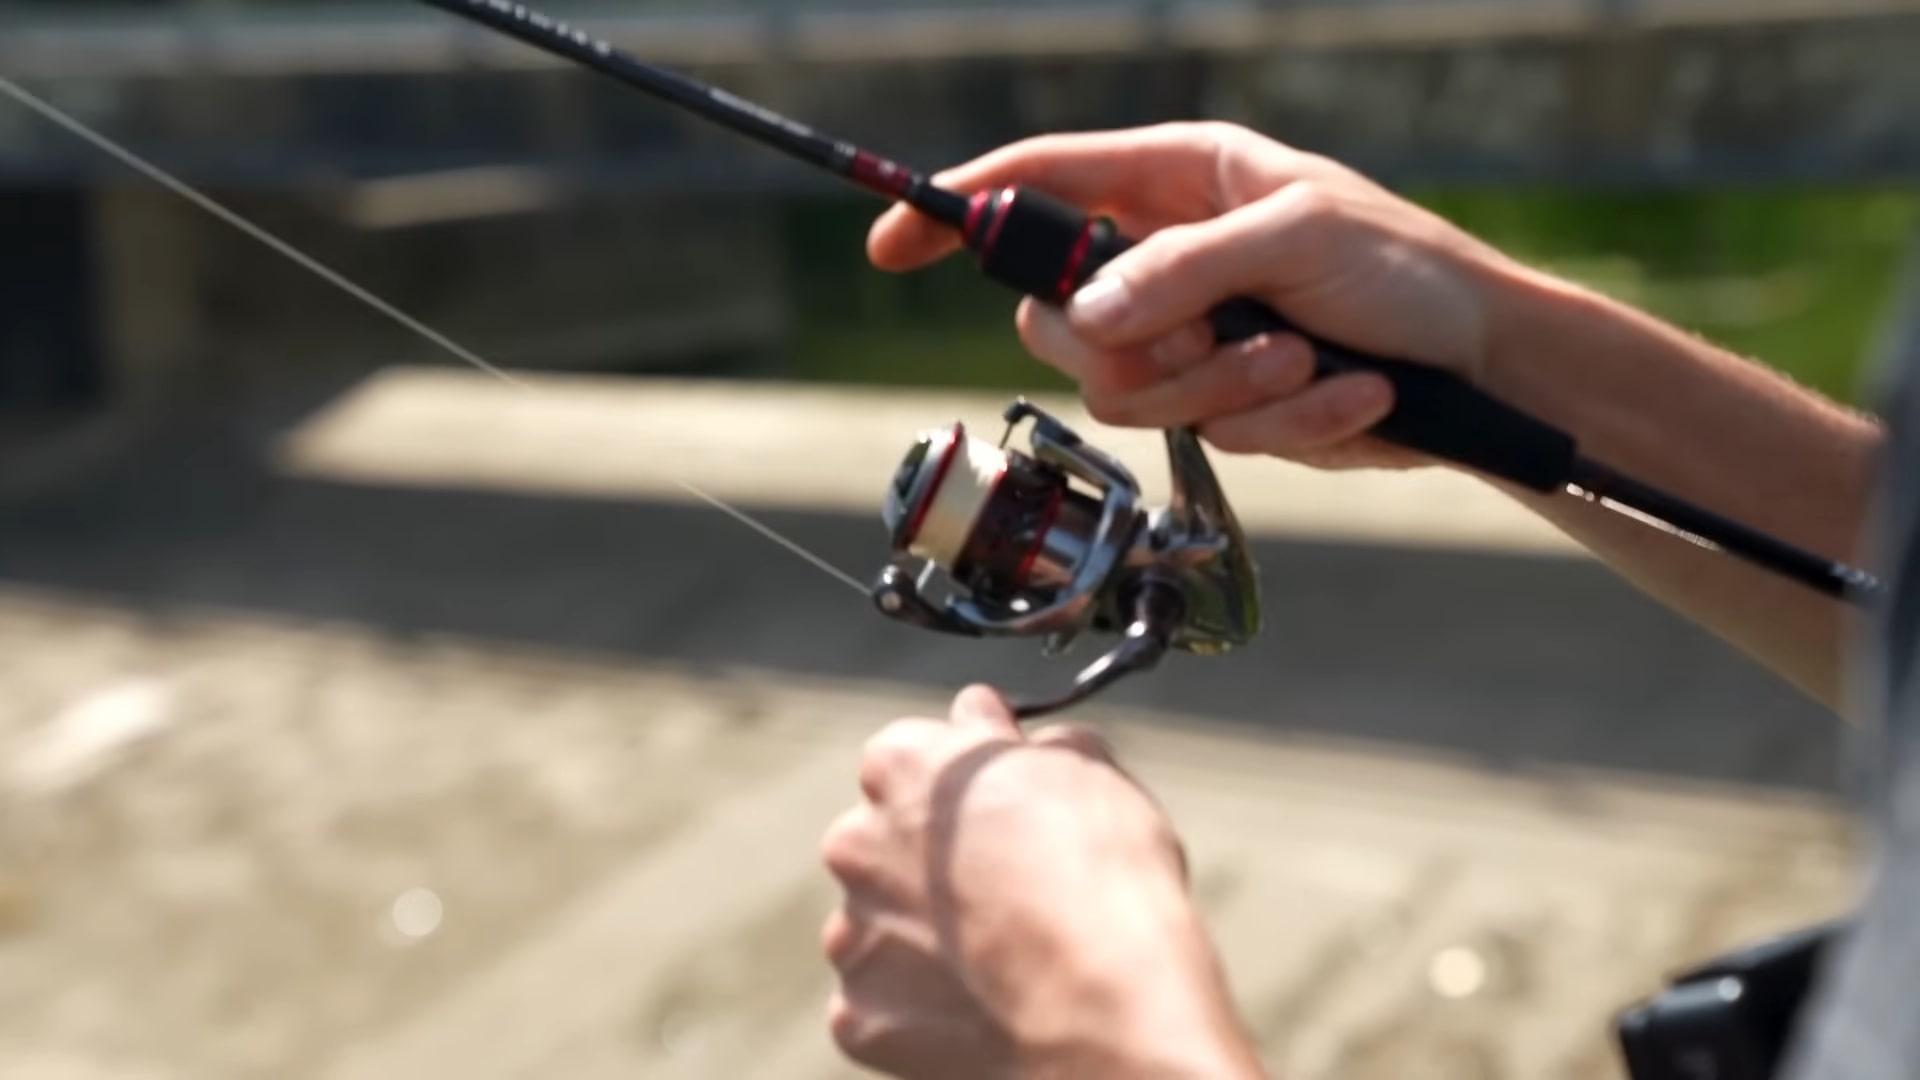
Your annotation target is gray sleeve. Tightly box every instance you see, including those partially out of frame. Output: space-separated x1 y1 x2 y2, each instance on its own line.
1781 829 1920 1080
1784 224 1920 1080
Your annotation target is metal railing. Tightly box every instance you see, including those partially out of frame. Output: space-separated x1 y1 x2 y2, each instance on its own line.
4 0 1918 79
2 0 1917 193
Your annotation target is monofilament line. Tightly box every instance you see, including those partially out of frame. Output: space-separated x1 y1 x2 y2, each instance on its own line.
0 75 531 393
0 73 869 596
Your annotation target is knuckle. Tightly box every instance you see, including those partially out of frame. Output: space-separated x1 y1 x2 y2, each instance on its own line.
820 805 873 880
1145 222 1210 282
1191 119 1252 153
1274 179 1340 226
1141 119 1213 148
856 742 893 802
820 906 859 967
826 991 867 1055
860 721 923 775
1265 182 1349 259
855 718 946 799
1148 321 1214 372
826 993 892 1069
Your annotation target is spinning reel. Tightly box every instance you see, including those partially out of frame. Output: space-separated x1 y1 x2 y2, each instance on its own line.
871 401 1262 720
421 0 1887 723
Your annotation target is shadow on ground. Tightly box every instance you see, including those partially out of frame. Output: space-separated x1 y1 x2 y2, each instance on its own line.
0 395 1845 797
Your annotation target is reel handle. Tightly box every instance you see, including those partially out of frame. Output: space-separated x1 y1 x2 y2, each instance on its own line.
1007 574 1184 722
961 184 1580 495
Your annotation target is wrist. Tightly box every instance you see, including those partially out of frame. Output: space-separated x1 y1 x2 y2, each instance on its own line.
1001 902 1266 1079
1474 257 1650 442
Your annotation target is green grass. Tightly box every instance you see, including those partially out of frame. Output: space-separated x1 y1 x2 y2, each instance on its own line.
784 321 1074 392
775 188 1920 406
1415 187 1920 402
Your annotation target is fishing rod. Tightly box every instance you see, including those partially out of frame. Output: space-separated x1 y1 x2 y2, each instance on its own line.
412 0 1883 716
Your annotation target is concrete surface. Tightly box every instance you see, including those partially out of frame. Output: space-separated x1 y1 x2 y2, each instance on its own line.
0 371 1864 1079
275 368 1584 556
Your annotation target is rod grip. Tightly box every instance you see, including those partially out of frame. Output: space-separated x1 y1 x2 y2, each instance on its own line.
968 184 1579 494
1203 295 1578 493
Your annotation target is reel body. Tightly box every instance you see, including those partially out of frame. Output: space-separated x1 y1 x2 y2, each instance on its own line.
872 400 1261 719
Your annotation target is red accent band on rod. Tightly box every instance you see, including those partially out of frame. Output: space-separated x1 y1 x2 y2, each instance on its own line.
981 188 1015 258
1055 221 1097 303
849 150 916 199
964 190 992 244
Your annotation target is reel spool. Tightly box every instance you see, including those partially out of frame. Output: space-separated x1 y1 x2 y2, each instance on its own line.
871 400 1262 720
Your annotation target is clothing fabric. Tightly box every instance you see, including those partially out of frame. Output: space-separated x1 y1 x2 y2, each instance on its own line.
1784 229 1920 1080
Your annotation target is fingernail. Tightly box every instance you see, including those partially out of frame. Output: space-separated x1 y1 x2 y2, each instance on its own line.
1068 275 1132 328
1247 337 1309 389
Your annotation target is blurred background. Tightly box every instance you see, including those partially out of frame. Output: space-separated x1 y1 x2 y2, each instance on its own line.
0 1 1916 1077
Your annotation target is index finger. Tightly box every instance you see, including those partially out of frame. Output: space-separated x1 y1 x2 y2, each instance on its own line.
865 122 1229 273
948 683 1022 741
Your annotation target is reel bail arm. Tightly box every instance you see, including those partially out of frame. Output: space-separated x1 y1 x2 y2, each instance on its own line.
871 399 1260 720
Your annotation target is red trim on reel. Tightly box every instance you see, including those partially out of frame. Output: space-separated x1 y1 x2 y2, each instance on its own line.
896 423 962 550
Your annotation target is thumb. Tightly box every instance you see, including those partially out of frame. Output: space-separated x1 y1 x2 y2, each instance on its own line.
948 684 1021 740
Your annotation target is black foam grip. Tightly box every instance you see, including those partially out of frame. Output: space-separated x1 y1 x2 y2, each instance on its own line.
979 185 1579 494
975 187 1095 301
1205 297 1578 493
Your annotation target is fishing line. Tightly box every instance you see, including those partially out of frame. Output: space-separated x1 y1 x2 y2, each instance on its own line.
405 0 1883 608
0 72 871 597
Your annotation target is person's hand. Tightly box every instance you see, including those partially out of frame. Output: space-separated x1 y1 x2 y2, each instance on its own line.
868 121 1540 472
819 685 1264 1080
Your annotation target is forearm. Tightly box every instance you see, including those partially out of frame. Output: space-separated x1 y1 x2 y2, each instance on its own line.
1008 896 1269 1080
1474 262 1886 711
